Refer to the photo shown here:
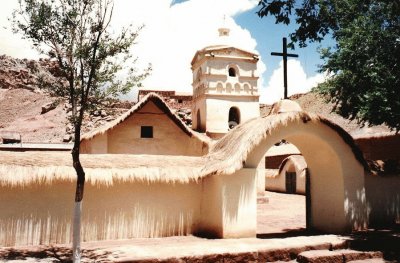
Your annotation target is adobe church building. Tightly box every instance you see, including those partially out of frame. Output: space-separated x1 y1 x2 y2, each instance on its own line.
0 26 399 247
79 92 210 156
190 41 260 139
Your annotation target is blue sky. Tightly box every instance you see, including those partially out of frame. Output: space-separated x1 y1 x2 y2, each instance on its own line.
0 0 333 104
235 5 325 84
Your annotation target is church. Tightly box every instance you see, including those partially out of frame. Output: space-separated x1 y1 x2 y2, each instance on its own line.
80 24 261 152
0 24 399 247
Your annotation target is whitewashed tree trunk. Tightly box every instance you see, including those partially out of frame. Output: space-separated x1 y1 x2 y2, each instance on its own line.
72 201 82 263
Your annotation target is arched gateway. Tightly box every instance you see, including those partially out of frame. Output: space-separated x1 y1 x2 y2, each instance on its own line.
203 111 370 234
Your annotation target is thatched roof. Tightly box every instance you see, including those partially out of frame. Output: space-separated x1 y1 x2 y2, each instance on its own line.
81 92 211 145
201 111 368 176
0 111 369 186
278 155 307 177
0 151 205 186
269 99 302 115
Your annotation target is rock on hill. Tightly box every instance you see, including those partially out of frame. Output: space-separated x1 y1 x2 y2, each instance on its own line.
0 55 133 143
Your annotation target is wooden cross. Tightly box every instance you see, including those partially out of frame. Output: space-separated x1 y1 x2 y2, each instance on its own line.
271 37 299 99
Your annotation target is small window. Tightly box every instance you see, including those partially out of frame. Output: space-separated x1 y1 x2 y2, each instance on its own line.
141 126 153 138
178 99 183 103
228 67 236 77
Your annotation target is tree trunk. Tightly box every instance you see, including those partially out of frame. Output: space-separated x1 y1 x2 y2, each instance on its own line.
72 124 85 263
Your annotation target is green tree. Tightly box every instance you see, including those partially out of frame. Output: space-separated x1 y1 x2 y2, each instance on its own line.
11 0 150 261
258 0 400 131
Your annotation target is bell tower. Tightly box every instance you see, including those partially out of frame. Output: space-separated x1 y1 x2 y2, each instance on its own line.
191 26 260 139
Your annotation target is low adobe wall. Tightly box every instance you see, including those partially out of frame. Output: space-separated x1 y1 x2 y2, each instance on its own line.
0 180 202 246
365 173 400 227
354 134 400 161
0 170 257 246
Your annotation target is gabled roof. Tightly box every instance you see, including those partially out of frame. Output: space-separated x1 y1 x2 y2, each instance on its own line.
81 92 210 144
191 45 259 66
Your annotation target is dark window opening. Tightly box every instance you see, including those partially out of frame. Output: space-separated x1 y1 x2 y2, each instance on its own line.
228 67 236 77
228 107 240 129
196 110 203 132
178 99 183 103
141 126 153 138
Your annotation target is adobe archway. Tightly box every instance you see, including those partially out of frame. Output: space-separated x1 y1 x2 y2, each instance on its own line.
206 112 370 234
245 114 369 233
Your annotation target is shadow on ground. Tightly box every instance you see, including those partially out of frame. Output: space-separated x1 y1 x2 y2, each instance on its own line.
0 246 113 262
348 225 400 262
257 227 322 239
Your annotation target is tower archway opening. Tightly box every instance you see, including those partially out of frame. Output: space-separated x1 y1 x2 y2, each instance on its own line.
228 107 240 129
228 67 236 77
196 109 203 132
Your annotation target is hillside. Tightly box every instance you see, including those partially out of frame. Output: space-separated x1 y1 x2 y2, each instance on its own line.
0 54 392 143
260 92 392 137
0 55 133 143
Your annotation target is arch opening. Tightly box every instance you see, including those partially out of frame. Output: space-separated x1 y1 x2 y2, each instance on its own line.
196 109 203 132
228 67 236 77
235 115 368 234
228 107 241 129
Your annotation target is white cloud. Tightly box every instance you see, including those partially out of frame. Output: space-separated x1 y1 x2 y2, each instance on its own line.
110 0 262 93
260 59 325 104
0 0 266 99
0 1 41 59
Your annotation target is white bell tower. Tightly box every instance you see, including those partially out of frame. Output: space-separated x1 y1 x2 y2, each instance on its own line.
190 24 260 139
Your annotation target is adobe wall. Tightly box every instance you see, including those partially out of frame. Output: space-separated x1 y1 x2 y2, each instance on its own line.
198 169 257 238
364 173 400 227
81 101 207 156
265 169 306 194
205 97 260 134
0 179 202 246
0 168 258 246
354 134 400 161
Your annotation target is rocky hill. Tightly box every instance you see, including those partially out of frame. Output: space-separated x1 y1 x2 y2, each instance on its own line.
0 55 134 143
260 93 392 138
0 54 392 144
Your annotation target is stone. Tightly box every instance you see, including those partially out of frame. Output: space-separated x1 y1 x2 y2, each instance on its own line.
340 249 383 262
100 110 107 117
63 135 72 142
297 250 343 263
297 249 383 263
41 102 56 114
1 133 21 144
66 124 74 133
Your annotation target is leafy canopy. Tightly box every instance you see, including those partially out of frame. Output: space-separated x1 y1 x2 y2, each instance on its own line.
258 0 400 131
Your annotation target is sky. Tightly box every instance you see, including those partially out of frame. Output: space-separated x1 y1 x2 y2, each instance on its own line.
0 0 331 104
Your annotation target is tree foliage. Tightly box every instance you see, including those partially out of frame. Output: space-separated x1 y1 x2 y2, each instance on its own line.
258 0 400 130
11 0 150 261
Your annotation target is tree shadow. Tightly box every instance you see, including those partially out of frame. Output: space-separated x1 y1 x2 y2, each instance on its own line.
0 245 114 262
256 227 323 239
347 225 400 261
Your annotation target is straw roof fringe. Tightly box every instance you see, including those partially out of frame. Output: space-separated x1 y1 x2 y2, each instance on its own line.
0 152 205 187
81 92 211 145
0 111 368 186
278 155 307 177
201 111 369 176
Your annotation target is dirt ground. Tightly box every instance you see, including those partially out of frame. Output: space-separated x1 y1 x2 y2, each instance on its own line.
257 191 306 235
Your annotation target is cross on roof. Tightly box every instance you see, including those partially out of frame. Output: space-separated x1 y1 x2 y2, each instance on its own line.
271 37 299 99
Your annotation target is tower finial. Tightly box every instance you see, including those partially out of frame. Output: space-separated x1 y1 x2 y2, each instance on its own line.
218 14 230 37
